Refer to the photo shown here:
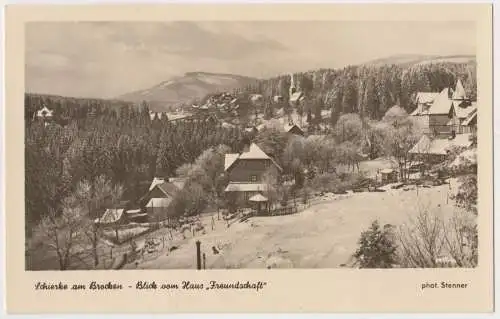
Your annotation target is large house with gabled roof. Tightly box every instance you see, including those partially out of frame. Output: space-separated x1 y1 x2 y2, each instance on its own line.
224 143 283 205
411 79 477 137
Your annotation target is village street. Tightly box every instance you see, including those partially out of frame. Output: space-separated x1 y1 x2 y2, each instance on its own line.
126 180 458 269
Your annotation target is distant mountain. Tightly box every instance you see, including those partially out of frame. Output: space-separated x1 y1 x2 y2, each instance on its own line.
118 72 258 109
117 54 476 112
363 54 476 67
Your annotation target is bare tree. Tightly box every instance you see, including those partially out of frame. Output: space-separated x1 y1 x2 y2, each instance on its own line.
32 198 84 270
397 208 446 268
443 210 478 267
262 167 279 211
397 206 478 268
74 176 123 267
383 117 422 181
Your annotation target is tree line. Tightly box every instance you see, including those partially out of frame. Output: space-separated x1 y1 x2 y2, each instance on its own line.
229 61 476 125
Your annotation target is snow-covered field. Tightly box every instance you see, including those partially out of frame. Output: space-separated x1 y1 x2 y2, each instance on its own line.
126 181 458 269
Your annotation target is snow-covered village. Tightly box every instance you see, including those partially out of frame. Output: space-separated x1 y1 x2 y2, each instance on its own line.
25 21 478 270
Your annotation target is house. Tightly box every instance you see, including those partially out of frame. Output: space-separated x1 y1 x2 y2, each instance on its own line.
410 92 440 116
273 95 284 103
250 94 264 104
35 106 55 127
447 103 477 134
141 178 182 222
203 113 219 124
244 126 258 134
147 105 169 121
149 177 166 191
284 122 305 137
149 110 168 121
168 177 186 190
411 80 477 137
224 143 283 205
36 106 54 119
97 208 126 226
380 168 398 184
409 133 474 164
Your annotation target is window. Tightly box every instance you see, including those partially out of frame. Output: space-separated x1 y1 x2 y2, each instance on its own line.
250 175 257 182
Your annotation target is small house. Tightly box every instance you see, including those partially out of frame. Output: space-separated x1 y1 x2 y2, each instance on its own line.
36 106 54 119
380 169 398 184
98 208 126 226
140 178 182 222
273 95 284 103
284 122 305 137
409 133 474 164
148 105 169 121
411 92 439 116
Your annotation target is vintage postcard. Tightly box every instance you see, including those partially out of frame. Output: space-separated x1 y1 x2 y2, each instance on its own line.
4 3 494 314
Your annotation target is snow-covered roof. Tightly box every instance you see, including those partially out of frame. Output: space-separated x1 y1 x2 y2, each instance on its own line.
428 88 453 115
99 208 125 224
454 104 477 119
462 110 477 126
224 153 239 171
380 168 395 174
452 79 467 100
250 94 263 102
149 111 167 120
126 209 142 214
416 92 439 105
37 106 54 118
290 92 304 102
225 143 283 172
239 143 270 160
145 197 172 208
149 177 165 191
409 134 473 155
224 183 267 192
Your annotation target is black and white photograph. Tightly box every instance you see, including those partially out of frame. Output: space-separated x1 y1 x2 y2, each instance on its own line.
24 20 479 271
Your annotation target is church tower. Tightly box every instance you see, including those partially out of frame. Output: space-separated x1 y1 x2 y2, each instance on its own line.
289 73 297 96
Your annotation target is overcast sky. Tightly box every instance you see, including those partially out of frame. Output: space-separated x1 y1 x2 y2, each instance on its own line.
25 21 476 99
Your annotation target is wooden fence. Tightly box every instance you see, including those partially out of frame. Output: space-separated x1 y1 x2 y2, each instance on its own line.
268 205 298 216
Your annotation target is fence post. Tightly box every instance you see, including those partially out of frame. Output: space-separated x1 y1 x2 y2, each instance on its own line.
203 253 206 270
196 241 201 270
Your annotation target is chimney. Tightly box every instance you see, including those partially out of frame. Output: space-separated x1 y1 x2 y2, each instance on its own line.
242 143 250 153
